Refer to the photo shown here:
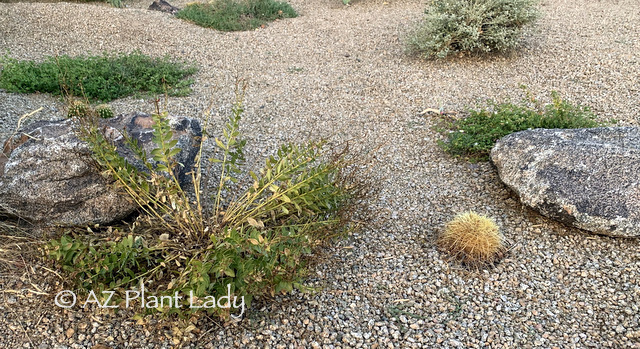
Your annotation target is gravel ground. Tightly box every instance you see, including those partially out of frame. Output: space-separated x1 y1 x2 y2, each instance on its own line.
1 0 640 348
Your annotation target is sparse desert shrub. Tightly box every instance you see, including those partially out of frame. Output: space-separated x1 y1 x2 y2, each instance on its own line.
408 0 540 59
0 51 197 102
438 211 505 265
176 0 297 32
46 83 371 319
438 91 607 160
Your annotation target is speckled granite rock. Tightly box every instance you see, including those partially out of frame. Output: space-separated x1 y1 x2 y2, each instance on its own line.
148 0 180 14
0 112 201 226
491 127 640 238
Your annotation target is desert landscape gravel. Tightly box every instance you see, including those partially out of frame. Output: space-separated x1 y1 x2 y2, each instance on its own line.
0 0 639 347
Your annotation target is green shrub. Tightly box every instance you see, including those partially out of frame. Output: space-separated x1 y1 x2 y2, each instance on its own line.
408 0 540 59
77 0 123 7
176 0 297 32
46 84 370 319
0 51 197 102
438 91 607 160
107 0 123 7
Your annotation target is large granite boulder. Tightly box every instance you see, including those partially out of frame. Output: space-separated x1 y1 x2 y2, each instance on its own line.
0 112 201 226
491 127 640 238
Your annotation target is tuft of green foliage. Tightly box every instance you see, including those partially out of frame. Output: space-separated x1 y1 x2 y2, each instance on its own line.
46 82 371 319
176 0 297 32
438 91 607 160
107 0 123 7
408 0 540 59
47 235 159 292
52 0 123 7
80 0 124 8
0 51 197 102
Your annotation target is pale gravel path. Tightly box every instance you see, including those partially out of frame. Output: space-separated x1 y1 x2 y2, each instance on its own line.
1 0 639 348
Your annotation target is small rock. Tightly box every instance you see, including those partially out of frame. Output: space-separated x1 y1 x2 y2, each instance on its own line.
148 0 180 14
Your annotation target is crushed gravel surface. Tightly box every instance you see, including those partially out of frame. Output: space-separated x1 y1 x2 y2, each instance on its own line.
1 0 639 348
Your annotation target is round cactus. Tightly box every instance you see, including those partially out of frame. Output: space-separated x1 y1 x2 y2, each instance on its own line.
96 104 115 119
67 99 90 118
438 211 505 266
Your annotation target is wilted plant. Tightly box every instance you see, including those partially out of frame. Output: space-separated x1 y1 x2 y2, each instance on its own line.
0 213 38 273
408 0 540 59
47 81 372 319
438 211 505 266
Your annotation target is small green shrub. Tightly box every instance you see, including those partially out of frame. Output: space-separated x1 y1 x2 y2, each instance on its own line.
438 91 607 160
176 0 297 32
0 51 197 102
107 0 123 7
46 84 370 319
95 104 115 119
77 0 123 7
408 0 540 59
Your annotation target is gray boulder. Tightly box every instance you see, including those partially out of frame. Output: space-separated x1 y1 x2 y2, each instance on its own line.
148 0 180 14
0 112 201 226
491 127 640 238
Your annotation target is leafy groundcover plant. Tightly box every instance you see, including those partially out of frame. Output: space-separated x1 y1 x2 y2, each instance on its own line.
75 0 124 7
46 83 371 319
0 51 197 102
438 91 608 160
176 0 297 32
408 0 540 59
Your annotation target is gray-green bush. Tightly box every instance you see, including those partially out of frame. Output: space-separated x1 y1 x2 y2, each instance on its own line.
408 0 540 59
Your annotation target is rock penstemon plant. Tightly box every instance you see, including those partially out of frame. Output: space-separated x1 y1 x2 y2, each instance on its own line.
47 81 372 319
